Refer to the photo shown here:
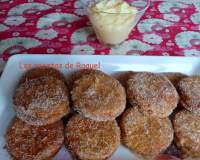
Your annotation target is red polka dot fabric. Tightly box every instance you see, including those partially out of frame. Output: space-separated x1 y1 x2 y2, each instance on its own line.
0 0 200 72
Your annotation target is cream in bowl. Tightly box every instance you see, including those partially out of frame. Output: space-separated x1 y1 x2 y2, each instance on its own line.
87 0 138 45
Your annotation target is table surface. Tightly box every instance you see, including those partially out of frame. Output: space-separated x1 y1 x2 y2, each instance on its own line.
0 0 200 73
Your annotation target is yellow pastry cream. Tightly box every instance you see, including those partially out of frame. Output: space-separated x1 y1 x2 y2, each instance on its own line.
88 0 137 45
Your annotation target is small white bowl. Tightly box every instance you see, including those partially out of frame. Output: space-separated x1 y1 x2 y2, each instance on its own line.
80 0 150 45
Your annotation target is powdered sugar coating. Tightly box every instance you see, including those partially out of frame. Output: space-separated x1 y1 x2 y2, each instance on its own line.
120 107 174 158
19 66 66 84
116 71 137 89
71 69 104 84
65 114 120 160
71 72 126 121
69 69 105 91
160 72 187 88
5 118 64 160
173 110 200 158
178 76 200 115
127 72 179 118
13 76 70 126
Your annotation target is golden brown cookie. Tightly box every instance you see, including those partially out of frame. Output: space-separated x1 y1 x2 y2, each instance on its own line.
116 71 136 89
69 69 105 91
13 76 70 126
173 110 200 158
71 72 126 121
71 69 104 82
120 107 174 158
19 67 66 84
160 72 187 88
5 118 64 160
177 76 200 115
65 114 120 160
127 72 179 118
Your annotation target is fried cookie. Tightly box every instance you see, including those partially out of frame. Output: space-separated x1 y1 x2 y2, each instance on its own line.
13 76 70 126
177 76 200 115
65 114 120 160
71 69 104 82
5 118 64 160
69 69 105 91
127 72 179 118
161 73 187 88
71 72 126 121
116 71 136 89
19 67 66 84
173 110 200 158
120 107 174 158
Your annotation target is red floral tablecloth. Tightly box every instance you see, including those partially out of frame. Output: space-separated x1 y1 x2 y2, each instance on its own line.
0 0 200 73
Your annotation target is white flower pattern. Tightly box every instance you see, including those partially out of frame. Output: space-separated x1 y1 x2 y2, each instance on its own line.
74 9 87 16
143 34 163 44
35 29 58 40
8 3 51 15
74 0 84 8
0 24 9 32
46 0 64 5
110 40 153 55
164 14 180 22
175 31 200 48
37 13 80 29
4 16 26 26
0 37 41 55
137 18 173 33
184 49 200 56
71 27 94 44
158 2 188 13
191 12 200 24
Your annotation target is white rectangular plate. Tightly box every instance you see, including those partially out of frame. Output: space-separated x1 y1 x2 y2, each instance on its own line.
1 54 200 160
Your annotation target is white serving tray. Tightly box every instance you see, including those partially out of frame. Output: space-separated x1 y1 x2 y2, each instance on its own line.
0 54 200 160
